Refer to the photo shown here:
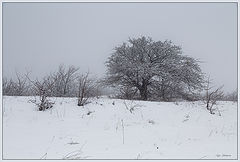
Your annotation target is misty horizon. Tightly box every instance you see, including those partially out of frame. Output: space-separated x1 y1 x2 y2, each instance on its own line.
2 2 237 93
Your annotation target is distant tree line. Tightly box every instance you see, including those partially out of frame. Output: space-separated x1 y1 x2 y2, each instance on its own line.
3 65 101 98
3 65 102 110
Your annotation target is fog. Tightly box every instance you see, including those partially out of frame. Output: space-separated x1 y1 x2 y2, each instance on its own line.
3 2 237 92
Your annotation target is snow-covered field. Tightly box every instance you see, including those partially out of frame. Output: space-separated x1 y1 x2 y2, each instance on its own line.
2 96 237 159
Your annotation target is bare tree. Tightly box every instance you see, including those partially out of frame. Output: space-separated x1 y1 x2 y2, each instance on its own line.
205 76 224 115
52 64 79 97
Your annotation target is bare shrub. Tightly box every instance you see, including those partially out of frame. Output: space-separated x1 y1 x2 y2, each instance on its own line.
205 76 224 115
27 75 55 111
76 72 97 106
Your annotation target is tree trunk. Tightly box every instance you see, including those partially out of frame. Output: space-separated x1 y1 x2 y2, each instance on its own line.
161 79 167 101
139 80 148 100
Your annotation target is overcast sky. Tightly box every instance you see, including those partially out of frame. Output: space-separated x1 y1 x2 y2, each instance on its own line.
3 3 237 92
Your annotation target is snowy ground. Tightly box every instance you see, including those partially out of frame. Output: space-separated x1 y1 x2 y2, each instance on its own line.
2 96 237 159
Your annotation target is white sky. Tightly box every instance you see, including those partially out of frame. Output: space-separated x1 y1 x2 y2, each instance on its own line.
3 3 237 92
